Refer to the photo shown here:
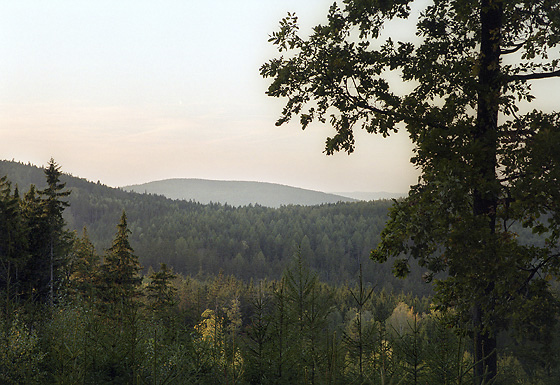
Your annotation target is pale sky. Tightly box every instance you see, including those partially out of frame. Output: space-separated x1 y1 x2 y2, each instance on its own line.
0 1 556 193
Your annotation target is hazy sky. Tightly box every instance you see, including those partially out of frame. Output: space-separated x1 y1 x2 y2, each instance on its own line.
0 1 556 193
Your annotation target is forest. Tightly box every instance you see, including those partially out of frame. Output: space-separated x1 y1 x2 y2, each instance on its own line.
1 160 559 384
3 0 560 383
0 159 429 294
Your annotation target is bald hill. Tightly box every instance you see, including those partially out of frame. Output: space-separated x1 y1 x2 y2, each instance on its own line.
123 179 356 208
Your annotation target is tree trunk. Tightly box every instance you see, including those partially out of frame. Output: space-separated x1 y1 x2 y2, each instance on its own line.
50 237 54 306
473 0 503 384
472 1 503 384
473 305 497 383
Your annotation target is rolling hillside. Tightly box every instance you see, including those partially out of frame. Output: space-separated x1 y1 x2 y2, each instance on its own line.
0 159 431 293
122 178 356 207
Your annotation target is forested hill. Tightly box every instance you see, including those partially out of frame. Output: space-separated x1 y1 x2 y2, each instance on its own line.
123 178 356 207
0 160 428 294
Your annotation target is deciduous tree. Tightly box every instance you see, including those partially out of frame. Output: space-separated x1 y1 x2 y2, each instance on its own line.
262 1 560 383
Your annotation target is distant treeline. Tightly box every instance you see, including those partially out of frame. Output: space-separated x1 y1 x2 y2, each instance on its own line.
0 160 430 295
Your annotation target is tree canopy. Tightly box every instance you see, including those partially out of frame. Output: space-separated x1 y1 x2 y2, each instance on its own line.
261 1 560 383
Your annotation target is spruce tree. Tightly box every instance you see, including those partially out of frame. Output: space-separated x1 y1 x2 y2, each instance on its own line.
19 185 46 303
40 158 71 305
146 263 177 312
14 160 71 306
283 252 332 384
94 211 143 382
98 210 142 315
0 177 28 313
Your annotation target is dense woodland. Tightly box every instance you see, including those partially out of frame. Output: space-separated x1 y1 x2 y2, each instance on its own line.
0 159 429 294
1 159 559 384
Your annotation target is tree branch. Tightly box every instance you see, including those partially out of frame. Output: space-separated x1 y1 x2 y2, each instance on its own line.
504 253 560 304
500 41 526 55
511 69 560 81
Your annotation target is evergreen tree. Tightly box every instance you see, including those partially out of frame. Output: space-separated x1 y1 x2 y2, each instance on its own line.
19 185 46 304
98 210 142 316
146 263 177 312
244 280 273 385
13 160 72 306
283 252 332 384
269 277 291 384
146 263 178 338
40 158 71 305
68 227 100 301
0 177 28 314
94 211 143 383
343 265 375 384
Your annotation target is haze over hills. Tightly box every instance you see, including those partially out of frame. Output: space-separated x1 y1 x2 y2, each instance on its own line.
122 178 358 208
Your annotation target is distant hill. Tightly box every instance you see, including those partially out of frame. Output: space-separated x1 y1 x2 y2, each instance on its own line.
122 179 357 207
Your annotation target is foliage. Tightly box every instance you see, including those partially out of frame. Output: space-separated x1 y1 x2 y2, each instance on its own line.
0 239 558 384
2 160 560 383
146 263 178 316
67 228 100 300
261 0 560 383
0 313 45 385
0 176 28 315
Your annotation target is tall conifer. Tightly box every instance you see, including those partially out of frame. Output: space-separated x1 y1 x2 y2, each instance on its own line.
40 158 71 305
0 177 28 312
99 210 142 314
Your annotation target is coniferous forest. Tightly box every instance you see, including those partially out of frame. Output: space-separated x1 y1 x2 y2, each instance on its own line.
1 159 559 384
0 159 424 293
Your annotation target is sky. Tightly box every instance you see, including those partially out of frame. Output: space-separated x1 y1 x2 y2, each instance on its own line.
0 1 557 194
